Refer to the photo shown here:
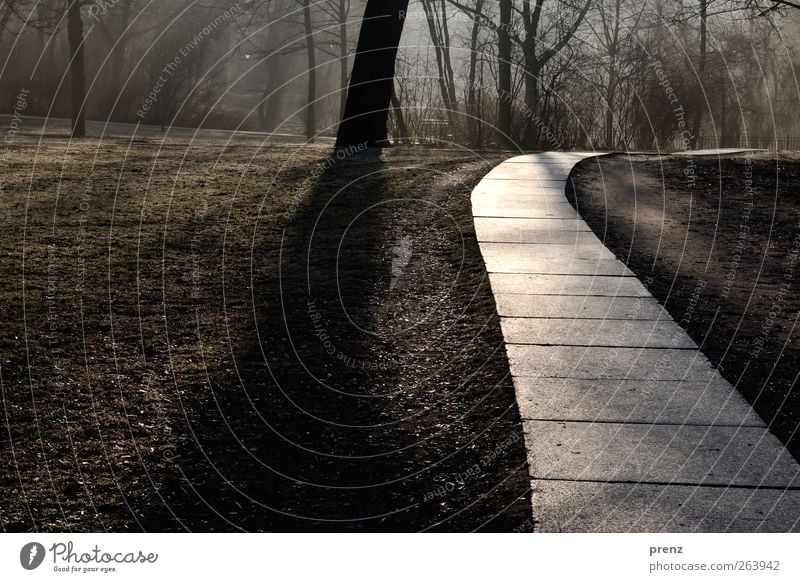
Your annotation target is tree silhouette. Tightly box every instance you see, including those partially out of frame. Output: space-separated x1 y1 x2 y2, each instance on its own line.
335 0 409 148
5 0 92 137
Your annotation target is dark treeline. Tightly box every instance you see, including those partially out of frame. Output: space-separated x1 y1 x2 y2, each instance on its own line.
394 0 800 150
1 0 798 149
0 0 366 137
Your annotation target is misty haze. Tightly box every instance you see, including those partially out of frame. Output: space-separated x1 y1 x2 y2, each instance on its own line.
1 0 800 540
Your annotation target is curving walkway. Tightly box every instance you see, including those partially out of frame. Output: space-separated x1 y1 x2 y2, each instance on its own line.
472 152 800 532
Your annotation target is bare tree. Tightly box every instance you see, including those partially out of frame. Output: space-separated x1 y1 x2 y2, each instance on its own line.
447 0 496 147
466 0 486 146
336 0 351 118
690 0 708 148
5 0 93 136
421 0 458 132
66 0 86 136
315 0 356 120
336 0 410 148
518 0 592 146
497 0 513 147
237 0 304 133
301 0 316 140
587 0 646 148
91 1 136 117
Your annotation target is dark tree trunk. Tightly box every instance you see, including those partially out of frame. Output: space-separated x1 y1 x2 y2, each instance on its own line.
34 3 56 101
522 51 540 146
720 80 728 147
690 0 707 150
496 0 513 148
605 56 617 148
421 0 456 129
303 0 316 142
338 0 349 120
261 57 289 133
67 1 86 138
467 0 485 147
101 7 132 118
335 0 410 148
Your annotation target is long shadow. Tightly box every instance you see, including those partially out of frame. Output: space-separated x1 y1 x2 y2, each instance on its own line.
567 153 800 460
144 151 531 531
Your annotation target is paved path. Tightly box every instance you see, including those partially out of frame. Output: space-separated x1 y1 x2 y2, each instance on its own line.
472 152 800 532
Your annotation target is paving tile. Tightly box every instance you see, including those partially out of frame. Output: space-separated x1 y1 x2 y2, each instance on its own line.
472 180 567 197
514 378 764 426
483 164 573 181
479 242 614 261
475 217 592 239
488 274 648 296
472 203 579 219
495 295 665 319
471 151 798 532
471 192 568 206
501 318 696 348
505 153 604 165
523 421 800 487
532 481 800 532
484 256 630 276
506 345 718 379
476 228 601 245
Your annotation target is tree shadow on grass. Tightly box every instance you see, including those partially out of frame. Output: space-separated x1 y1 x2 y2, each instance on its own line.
146 151 531 532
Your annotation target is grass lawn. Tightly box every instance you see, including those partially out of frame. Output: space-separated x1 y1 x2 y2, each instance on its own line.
0 136 530 531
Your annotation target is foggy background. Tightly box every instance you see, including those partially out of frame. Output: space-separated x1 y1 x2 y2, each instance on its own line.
1 0 799 149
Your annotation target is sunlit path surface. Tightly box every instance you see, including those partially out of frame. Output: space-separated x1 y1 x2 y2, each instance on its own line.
472 151 800 532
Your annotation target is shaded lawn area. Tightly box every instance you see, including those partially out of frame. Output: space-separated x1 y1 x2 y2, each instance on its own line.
568 152 800 460
0 137 531 531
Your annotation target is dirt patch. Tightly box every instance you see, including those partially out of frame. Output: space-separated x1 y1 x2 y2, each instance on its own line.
0 138 530 531
567 151 800 459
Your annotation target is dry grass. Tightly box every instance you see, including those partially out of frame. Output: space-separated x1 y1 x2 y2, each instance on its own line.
0 137 529 532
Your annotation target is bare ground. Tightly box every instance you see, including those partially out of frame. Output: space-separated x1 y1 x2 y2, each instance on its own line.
567 151 800 460
0 137 531 532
